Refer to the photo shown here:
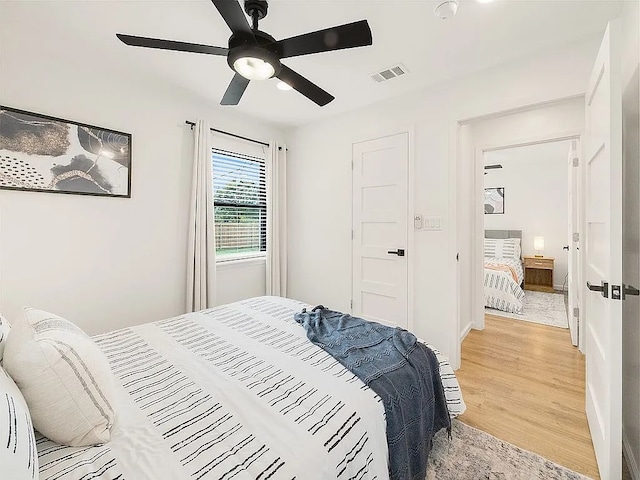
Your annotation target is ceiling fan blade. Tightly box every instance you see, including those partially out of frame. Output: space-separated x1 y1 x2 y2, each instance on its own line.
116 34 228 56
221 73 250 105
275 20 372 59
211 0 253 35
277 65 334 106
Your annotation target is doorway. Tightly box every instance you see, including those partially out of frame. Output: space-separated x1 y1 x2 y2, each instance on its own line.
456 127 596 479
455 96 585 340
481 139 578 340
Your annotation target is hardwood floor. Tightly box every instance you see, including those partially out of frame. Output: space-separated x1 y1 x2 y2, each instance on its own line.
456 314 599 479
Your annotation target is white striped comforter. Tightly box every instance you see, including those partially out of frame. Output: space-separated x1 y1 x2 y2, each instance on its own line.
484 258 525 314
36 296 465 480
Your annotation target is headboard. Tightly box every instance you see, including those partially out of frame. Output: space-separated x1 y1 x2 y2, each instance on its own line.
484 229 522 240
484 230 523 267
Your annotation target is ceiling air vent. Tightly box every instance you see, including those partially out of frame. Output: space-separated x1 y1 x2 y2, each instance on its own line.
371 63 408 83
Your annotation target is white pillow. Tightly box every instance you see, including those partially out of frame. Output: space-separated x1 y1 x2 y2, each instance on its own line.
0 314 10 362
484 238 521 259
3 308 116 447
0 367 39 479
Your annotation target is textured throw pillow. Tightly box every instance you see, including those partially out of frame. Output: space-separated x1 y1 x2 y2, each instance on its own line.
484 238 521 259
0 366 39 479
0 314 10 362
3 308 116 446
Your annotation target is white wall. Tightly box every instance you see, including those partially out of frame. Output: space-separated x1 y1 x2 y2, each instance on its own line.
621 1 640 478
0 32 283 335
216 260 266 306
287 36 600 361
483 141 572 290
457 98 583 338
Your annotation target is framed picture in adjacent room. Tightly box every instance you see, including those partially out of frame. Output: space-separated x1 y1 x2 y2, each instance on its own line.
484 187 504 214
0 106 132 197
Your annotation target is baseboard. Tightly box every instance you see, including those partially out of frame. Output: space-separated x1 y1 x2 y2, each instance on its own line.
460 322 472 341
553 284 567 292
624 428 639 480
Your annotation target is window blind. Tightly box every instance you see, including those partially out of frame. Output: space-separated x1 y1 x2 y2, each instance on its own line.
212 148 266 259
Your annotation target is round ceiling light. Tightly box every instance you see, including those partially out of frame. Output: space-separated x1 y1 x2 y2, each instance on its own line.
276 81 292 91
434 0 459 19
233 57 275 81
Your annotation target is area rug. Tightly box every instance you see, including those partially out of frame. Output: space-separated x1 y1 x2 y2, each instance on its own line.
427 420 591 479
485 291 568 328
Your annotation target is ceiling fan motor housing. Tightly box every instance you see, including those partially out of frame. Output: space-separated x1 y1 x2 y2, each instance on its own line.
244 0 268 21
227 30 282 78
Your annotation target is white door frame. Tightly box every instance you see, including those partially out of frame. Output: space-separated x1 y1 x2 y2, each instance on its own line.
448 96 587 369
351 126 416 334
567 139 580 347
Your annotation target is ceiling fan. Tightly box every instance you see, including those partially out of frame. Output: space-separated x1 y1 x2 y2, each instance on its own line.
116 0 373 107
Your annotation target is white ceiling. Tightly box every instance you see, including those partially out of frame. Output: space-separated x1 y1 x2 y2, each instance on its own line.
0 0 623 127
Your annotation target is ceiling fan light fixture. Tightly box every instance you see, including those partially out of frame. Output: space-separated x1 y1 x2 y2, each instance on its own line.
233 56 275 80
228 41 281 81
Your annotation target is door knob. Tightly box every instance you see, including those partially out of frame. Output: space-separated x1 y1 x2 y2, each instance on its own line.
387 249 405 257
623 284 640 299
587 280 609 298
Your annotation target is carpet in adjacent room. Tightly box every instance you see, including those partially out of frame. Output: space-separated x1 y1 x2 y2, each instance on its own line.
427 420 591 479
485 290 568 328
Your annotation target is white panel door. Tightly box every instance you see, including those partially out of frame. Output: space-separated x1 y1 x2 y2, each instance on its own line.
567 140 579 346
584 21 622 480
352 133 408 328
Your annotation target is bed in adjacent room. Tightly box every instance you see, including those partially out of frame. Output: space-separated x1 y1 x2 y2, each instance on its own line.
484 231 526 314
1 296 465 480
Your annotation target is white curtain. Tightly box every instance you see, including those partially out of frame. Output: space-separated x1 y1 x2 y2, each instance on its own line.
266 142 287 297
186 120 216 312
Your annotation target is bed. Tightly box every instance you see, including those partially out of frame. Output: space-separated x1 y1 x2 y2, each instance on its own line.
8 296 464 480
484 230 526 314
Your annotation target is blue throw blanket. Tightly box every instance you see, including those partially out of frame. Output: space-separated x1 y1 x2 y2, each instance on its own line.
294 306 450 480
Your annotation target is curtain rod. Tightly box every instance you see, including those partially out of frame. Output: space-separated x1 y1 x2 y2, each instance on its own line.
185 120 270 148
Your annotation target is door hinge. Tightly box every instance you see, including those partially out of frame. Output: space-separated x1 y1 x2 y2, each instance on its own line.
351 229 354 240
351 160 354 170
350 300 353 310
572 157 579 167
573 232 579 242
573 307 579 319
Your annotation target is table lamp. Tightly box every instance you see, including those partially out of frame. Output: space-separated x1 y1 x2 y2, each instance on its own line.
534 236 545 257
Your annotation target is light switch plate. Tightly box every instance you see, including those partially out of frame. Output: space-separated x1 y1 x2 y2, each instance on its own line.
423 216 443 231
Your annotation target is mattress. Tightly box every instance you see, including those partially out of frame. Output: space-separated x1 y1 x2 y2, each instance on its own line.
484 258 525 314
36 296 465 480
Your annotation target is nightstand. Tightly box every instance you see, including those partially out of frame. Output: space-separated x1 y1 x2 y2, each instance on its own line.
523 256 555 293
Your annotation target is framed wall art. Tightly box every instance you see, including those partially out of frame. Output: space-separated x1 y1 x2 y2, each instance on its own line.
0 106 131 197
484 187 504 214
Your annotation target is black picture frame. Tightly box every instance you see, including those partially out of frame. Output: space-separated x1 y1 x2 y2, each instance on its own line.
0 106 132 198
484 187 505 214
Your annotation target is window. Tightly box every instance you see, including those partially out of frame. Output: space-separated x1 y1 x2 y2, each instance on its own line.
212 148 266 260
